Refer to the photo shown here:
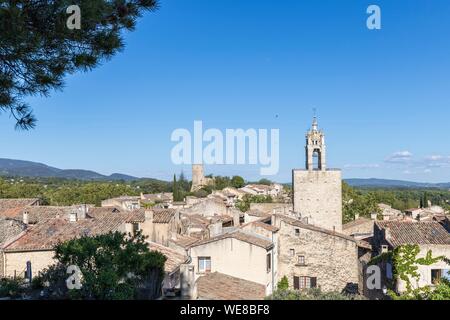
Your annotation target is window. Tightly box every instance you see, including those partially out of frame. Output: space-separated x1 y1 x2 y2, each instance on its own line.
132 223 140 234
293 276 317 290
266 253 272 273
290 249 295 257
431 269 442 284
298 256 306 265
386 263 393 280
294 228 300 236
198 257 211 273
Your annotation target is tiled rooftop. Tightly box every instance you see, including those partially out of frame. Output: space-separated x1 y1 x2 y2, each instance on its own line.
3 210 134 252
196 272 265 300
190 230 273 250
376 220 450 247
146 241 188 273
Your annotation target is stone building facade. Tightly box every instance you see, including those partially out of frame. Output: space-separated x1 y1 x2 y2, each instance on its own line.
182 230 276 297
372 221 450 294
273 215 360 293
292 117 342 232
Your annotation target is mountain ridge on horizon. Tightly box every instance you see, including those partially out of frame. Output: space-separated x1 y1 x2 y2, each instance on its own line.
0 158 449 188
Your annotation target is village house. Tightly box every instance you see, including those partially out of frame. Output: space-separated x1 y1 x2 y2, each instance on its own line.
0 198 40 219
239 183 283 198
181 229 277 298
342 217 375 240
146 241 189 298
140 192 173 208
101 196 141 211
372 220 450 294
378 203 403 221
139 208 180 246
1 206 143 278
244 209 270 223
273 214 364 293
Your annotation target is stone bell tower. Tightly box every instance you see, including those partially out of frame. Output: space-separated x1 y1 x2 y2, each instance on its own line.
292 117 342 232
305 117 326 171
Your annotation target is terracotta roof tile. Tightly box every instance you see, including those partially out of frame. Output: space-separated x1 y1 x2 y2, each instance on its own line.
190 230 273 250
376 221 450 247
169 234 200 248
152 208 176 223
196 272 265 300
3 210 132 252
146 242 188 273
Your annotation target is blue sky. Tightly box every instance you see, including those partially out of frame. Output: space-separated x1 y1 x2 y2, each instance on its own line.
1 0 450 183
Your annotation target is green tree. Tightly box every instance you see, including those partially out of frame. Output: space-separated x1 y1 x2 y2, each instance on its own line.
0 0 158 129
41 231 166 300
214 176 231 190
236 194 273 212
342 182 380 223
268 287 365 300
231 176 245 188
172 174 182 202
257 178 272 186
277 276 289 290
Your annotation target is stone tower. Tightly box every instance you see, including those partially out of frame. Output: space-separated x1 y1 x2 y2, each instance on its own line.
191 164 214 192
191 164 205 191
305 117 326 171
292 117 342 232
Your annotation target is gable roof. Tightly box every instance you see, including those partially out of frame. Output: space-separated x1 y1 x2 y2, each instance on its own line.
0 218 26 247
0 198 40 219
189 230 273 250
275 214 357 243
376 220 450 247
343 217 373 230
196 272 265 300
152 208 176 223
146 241 188 274
3 210 133 252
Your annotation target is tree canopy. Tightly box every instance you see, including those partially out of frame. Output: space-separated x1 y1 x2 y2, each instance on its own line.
0 0 158 129
37 231 166 300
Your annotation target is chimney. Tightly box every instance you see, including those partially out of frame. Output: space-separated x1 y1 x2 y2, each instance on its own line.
78 204 87 220
371 212 378 220
208 221 223 237
23 211 29 225
233 210 240 227
145 209 154 221
69 212 78 223
355 213 360 220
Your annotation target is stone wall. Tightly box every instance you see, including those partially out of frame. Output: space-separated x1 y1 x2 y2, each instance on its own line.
182 198 230 217
274 217 359 293
292 169 342 232
3 250 55 278
249 203 292 215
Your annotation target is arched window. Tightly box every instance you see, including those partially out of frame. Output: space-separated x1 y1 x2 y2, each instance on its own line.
312 149 322 170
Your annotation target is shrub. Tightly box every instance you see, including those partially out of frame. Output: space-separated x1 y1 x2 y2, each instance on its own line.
0 278 25 298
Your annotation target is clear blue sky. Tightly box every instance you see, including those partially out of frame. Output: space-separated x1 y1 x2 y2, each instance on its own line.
1 0 450 183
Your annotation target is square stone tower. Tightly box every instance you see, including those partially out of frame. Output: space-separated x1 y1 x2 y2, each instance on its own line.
292 117 342 232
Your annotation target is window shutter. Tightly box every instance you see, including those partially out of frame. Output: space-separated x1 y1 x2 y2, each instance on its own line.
310 277 317 288
293 276 299 290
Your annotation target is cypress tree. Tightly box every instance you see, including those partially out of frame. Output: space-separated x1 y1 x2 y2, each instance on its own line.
173 174 179 201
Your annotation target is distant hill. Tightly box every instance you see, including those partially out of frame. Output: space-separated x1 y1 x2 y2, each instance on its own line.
0 158 140 181
345 178 450 189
